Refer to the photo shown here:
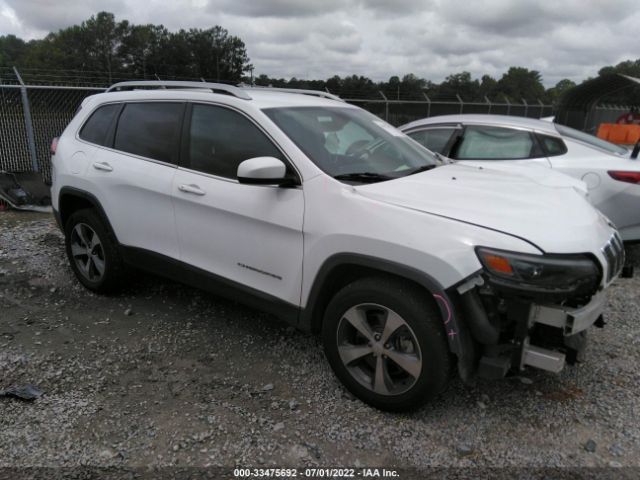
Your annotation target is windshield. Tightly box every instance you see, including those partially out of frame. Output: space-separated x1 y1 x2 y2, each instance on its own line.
263 106 440 182
555 124 628 156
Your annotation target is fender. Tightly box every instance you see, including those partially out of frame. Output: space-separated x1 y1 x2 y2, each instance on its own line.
300 253 470 358
57 186 119 242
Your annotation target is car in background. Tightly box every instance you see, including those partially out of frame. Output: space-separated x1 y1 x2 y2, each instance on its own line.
400 114 640 241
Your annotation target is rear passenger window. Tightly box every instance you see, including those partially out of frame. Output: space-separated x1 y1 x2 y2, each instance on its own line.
407 128 457 154
538 134 568 157
79 104 120 146
114 102 184 164
455 126 539 160
187 104 283 179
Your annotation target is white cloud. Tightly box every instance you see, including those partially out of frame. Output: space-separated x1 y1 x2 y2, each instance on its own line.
1 0 639 86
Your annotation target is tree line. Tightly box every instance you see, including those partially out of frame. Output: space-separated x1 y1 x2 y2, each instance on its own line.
1 11 638 104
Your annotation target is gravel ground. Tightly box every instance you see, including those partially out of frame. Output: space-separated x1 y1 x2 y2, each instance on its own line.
1 211 639 475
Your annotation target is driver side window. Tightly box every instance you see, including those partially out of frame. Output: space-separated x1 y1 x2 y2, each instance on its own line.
187 104 284 179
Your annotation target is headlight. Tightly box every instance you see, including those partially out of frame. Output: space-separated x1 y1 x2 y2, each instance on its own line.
475 247 600 295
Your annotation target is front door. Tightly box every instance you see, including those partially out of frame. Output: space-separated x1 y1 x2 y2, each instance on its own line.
172 103 304 306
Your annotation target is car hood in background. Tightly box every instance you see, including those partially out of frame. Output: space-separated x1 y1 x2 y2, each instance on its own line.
456 161 589 196
356 164 612 254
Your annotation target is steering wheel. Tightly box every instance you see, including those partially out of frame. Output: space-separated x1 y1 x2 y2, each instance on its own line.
346 139 371 156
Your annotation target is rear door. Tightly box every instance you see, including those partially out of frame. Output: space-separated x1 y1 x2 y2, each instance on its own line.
85 101 184 259
172 102 304 306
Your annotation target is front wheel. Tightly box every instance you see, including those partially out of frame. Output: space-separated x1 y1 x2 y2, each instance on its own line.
322 276 451 411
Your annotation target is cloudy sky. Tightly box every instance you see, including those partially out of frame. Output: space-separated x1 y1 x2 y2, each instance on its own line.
1 0 639 86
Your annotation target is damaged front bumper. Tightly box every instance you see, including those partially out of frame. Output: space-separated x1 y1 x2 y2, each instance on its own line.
456 275 609 380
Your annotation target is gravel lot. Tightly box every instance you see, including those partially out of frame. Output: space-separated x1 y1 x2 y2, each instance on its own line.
1 211 639 476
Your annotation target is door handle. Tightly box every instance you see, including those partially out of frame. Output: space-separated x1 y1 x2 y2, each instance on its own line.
92 162 113 172
178 184 206 196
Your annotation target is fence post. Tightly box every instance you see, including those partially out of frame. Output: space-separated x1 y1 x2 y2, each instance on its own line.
13 66 39 173
522 98 528 117
456 94 463 114
379 90 389 121
503 95 511 116
485 96 492 114
423 92 431 117
537 99 545 118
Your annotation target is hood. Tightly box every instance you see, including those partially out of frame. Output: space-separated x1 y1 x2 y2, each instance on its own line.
460 161 589 196
356 163 613 254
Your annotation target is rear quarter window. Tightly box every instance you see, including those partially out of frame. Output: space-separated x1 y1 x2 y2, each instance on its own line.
79 104 120 146
537 134 568 157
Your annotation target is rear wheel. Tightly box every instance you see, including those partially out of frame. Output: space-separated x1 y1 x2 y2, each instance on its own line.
64 209 125 293
322 276 451 411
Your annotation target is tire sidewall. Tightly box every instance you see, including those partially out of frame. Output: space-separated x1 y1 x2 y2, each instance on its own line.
322 279 450 411
64 210 117 292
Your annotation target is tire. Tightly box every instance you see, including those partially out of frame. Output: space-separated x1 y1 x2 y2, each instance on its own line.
64 208 126 293
322 276 451 411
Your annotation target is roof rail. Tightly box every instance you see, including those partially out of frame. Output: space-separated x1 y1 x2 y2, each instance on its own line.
105 81 252 100
243 85 344 102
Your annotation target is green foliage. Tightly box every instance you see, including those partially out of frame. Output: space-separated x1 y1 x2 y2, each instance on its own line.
1 11 251 83
546 79 577 103
496 67 545 102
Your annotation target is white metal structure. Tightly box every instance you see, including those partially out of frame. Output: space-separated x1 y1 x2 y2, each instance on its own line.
50 82 624 411
400 114 640 241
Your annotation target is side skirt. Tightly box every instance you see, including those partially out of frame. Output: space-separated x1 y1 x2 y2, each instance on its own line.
121 246 301 326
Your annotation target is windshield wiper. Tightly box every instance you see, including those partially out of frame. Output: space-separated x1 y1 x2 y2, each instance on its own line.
333 172 393 183
406 164 438 176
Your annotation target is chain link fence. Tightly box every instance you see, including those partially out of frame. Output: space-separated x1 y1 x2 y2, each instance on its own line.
1 67 105 183
0 67 586 186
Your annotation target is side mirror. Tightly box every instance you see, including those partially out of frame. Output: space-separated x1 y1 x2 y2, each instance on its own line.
631 140 640 160
237 157 295 186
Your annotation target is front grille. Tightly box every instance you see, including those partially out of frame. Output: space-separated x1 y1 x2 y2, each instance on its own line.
602 232 625 282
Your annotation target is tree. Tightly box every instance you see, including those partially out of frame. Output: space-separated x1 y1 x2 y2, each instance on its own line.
479 75 498 100
497 67 546 102
598 59 640 78
0 35 28 67
117 24 169 78
438 71 480 100
546 79 576 103
185 26 251 82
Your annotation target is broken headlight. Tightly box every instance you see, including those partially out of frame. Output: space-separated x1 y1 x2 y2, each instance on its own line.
475 247 600 295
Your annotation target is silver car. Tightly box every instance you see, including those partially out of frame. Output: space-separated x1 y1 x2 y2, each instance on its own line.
400 114 640 241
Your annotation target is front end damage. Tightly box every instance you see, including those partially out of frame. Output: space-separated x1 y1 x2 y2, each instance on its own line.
453 235 626 379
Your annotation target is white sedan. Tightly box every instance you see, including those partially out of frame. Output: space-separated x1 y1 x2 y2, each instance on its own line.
400 114 640 241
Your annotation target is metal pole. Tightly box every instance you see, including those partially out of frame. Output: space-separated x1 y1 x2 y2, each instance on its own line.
456 94 463 114
379 91 389 121
13 66 39 173
423 92 431 117
503 95 511 116
522 98 528 117
485 96 492 114
537 99 545 118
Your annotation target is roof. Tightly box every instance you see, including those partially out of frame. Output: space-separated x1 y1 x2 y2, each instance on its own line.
399 114 560 135
556 74 640 130
97 80 350 110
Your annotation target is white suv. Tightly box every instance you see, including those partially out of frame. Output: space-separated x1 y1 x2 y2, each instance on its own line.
51 81 623 411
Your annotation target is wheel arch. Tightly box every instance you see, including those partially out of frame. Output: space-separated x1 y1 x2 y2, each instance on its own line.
58 187 118 242
300 253 476 382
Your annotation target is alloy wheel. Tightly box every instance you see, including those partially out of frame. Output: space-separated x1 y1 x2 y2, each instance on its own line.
70 223 106 282
336 303 422 396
